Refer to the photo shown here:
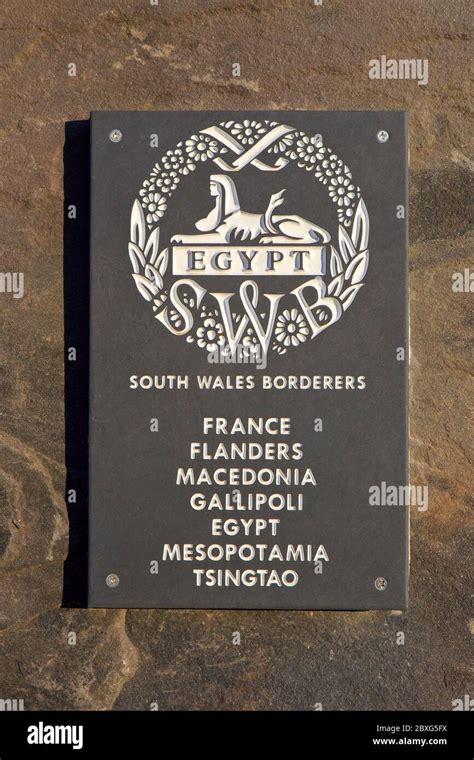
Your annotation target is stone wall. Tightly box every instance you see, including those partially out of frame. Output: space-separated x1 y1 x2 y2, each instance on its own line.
0 0 471 710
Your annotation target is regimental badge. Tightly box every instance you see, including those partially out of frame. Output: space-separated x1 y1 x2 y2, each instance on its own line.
129 118 369 363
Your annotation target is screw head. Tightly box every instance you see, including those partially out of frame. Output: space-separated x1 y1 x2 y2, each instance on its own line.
109 129 122 143
377 130 390 143
375 576 388 591
106 573 120 588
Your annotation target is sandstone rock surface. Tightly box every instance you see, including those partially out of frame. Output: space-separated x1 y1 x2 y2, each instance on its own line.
0 0 471 710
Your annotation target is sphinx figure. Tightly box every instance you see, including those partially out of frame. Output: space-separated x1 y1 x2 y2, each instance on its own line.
171 174 331 245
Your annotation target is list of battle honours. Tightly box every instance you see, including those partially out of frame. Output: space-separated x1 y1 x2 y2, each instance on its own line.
161 416 329 589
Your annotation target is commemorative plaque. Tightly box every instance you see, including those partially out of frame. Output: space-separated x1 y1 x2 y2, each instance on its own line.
88 111 408 609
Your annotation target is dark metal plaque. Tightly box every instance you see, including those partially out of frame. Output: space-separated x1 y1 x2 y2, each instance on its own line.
88 111 408 609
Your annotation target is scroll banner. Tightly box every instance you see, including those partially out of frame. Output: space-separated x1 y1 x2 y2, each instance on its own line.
172 245 327 276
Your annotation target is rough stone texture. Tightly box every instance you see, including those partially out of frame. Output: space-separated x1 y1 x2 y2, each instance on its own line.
0 0 472 710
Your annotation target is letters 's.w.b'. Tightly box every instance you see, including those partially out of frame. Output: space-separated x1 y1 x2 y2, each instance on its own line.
88 111 408 610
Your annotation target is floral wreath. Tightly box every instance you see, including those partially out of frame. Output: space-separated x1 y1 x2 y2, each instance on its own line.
129 119 369 358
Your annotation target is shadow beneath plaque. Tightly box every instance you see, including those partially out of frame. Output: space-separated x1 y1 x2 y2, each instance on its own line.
62 120 90 607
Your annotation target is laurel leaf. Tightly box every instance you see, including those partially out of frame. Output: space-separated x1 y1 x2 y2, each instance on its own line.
338 225 357 263
128 243 145 273
351 199 369 250
131 200 146 249
340 283 364 310
145 227 160 265
133 273 158 301
156 248 169 278
145 265 163 290
345 250 369 284
328 273 344 296
329 246 343 276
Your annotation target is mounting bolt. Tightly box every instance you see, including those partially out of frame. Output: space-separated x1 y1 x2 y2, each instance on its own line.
106 573 120 588
375 576 388 591
109 129 122 143
377 130 390 143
